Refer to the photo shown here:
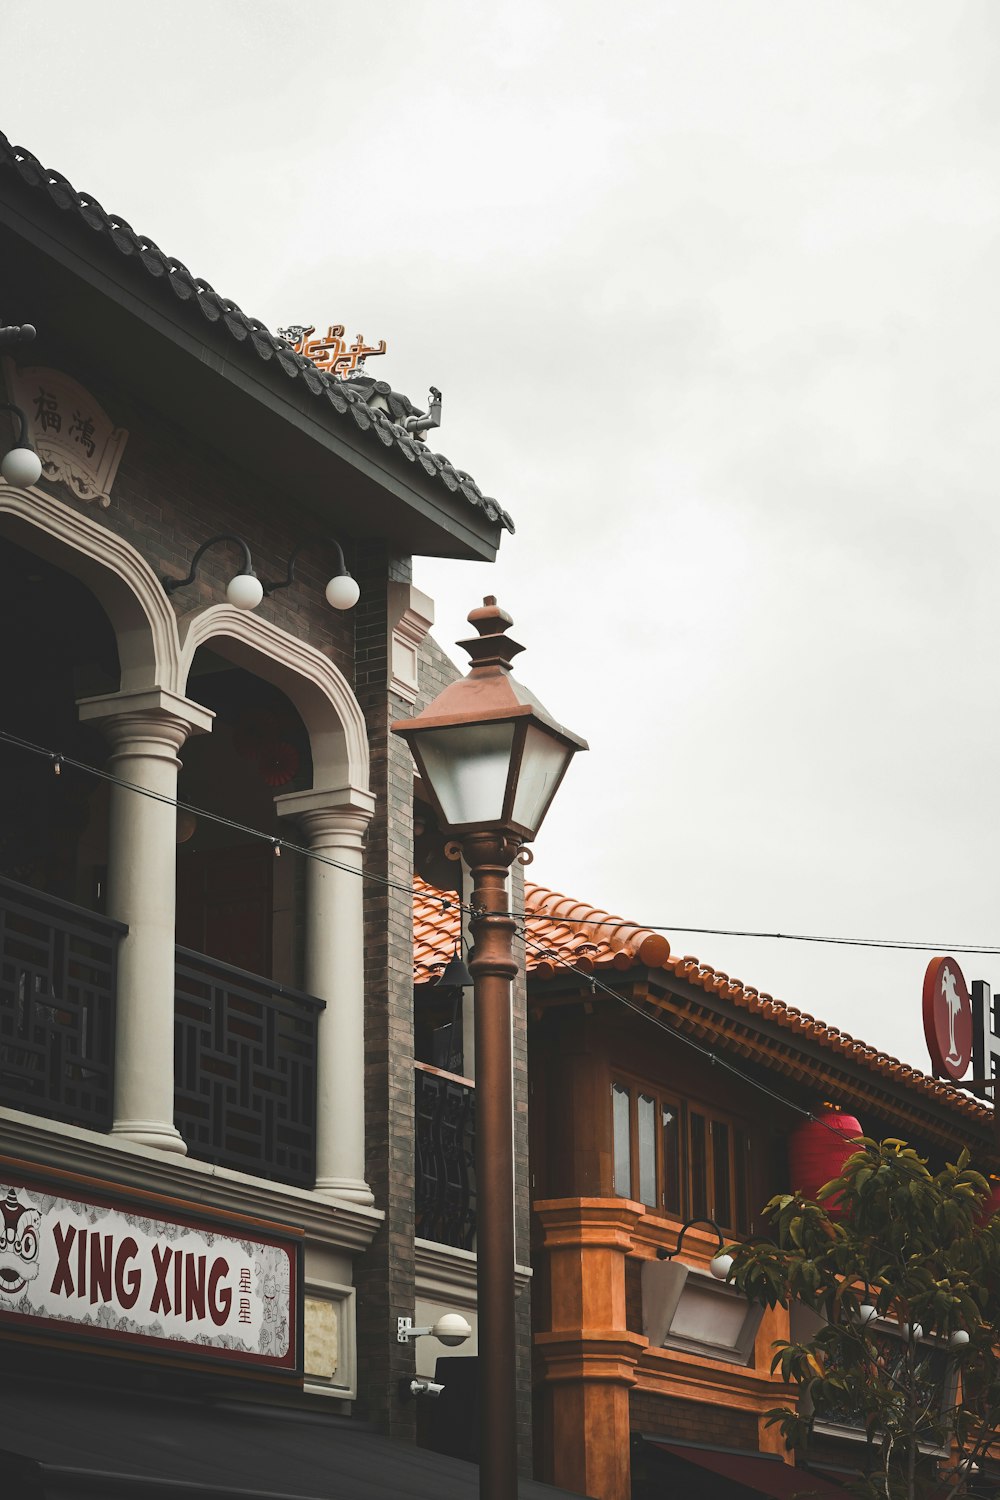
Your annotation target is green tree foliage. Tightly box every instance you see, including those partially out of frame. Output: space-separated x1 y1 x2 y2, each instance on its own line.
727 1138 1000 1499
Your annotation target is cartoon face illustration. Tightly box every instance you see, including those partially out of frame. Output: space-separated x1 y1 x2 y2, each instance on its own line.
0 1187 41 1297
262 1273 278 1323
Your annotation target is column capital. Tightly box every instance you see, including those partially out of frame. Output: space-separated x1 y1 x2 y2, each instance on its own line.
275 785 375 849
534 1197 646 1253
78 687 214 754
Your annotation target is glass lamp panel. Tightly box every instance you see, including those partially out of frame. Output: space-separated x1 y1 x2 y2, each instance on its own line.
412 721 516 829
509 723 573 837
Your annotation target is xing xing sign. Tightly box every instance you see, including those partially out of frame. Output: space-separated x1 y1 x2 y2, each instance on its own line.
276 323 387 379
0 1162 303 1378
923 956 1000 1104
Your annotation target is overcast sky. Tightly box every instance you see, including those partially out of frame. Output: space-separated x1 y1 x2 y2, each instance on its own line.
6 1 1000 1078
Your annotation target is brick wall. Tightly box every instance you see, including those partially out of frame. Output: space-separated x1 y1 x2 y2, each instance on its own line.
354 543 418 1439
25 355 357 678
16 353 531 1459
19 357 423 1438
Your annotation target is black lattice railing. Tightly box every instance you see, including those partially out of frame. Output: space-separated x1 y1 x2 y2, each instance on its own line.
0 876 123 1130
174 948 324 1188
415 1063 477 1250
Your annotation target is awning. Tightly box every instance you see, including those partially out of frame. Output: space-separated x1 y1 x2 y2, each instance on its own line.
642 1439 848 1499
0 1374 584 1500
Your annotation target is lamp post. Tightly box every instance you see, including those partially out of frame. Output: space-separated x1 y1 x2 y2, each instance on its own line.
393 597 587 1500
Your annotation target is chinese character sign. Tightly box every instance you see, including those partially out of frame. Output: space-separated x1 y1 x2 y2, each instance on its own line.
2 363 128 507
0 1170 301 1375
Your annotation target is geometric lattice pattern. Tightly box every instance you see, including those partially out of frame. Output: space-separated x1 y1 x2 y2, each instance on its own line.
0 876 122 1131
174 947 323 1189
414 1064 477 1250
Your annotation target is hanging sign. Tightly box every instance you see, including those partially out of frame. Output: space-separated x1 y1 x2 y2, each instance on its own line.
2 360 128 507
0 1159 302 1378
923 956 974 1081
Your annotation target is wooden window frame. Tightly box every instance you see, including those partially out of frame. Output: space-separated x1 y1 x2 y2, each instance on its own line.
610 1076 751 1233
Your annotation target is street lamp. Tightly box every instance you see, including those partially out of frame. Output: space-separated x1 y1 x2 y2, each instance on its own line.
393 597 587 1500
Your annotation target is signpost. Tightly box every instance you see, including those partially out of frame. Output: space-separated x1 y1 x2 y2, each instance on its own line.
0 1158 303 1378
923 956 1000 1143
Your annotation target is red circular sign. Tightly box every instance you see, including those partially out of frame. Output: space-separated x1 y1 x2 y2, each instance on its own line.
923 956 973 1080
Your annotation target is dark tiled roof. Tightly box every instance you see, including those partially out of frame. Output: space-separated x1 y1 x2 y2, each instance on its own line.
0 133 514 535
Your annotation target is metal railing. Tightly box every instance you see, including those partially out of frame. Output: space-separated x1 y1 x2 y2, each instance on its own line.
174 948 324 1188
0 875 123 1131
414 1062 477 1250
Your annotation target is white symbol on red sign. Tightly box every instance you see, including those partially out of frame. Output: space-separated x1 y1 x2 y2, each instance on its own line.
923 956 974 1081
942 968 964 1066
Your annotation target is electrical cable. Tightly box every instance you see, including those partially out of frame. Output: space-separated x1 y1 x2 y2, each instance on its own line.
0 727 423 903
512 924 990 1145
515 913 1000 958
0 726 986 1146
4 725 998 960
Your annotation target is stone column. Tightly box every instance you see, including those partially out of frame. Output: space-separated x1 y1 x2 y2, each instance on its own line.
276 785 376 1204
78 688 214 1154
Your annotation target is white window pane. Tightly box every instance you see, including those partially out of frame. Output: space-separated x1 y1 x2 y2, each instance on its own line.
612 1083 631 1196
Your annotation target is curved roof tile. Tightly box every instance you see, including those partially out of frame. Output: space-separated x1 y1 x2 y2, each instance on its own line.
0 133 514 536
412 875 991 1130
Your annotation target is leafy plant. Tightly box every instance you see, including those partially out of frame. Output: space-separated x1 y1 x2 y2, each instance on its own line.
727 1138 1000 1499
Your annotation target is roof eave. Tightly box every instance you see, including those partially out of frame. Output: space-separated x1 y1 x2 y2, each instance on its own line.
0 171 505 562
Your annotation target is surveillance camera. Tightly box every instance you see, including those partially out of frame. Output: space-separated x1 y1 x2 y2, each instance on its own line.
408 1378 445 1399
431 1312 472 1348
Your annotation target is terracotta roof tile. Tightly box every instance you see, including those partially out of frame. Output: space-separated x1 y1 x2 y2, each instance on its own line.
413 875 462 986
0 134 513 537
412 875 991 1130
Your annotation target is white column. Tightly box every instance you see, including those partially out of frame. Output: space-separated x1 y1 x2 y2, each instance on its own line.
276 785 376 1204
79 688 214 1154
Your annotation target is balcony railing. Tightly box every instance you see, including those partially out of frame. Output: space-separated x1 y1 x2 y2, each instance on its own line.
174 948 324 1188
414 1062 477 1250
0 875 123 1131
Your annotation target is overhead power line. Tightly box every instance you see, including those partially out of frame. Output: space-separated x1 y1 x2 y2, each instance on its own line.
3 725 998 959
0 725 989 1145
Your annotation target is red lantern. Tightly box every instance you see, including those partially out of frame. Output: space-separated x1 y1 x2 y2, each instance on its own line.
789 1107 863 1213
977 1180 1000 1225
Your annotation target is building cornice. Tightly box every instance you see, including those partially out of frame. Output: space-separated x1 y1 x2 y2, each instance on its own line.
0 1109 383 1253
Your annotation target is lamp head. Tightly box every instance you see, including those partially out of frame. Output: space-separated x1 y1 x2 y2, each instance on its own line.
431 1312 472 1347
1 446 42 487
391 598 587 842
325 571 360 610
226 572 264 611
436 945 474 989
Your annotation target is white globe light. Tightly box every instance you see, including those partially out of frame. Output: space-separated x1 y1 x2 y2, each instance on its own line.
709 1253 734 1280
857 1304 879 1326
226 572 264 611
431 1312 472 1347
900 1322 923 1341
1 446 42 487
950 1328 970 1347
325 572 360 610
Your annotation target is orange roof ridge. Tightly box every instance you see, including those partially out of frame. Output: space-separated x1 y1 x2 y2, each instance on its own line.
410 874 991 1129
524 881 670 967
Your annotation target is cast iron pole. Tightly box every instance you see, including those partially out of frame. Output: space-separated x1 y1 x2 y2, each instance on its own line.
464 829 520 1500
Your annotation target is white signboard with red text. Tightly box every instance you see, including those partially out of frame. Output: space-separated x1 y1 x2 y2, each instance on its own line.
0 1160 302 1377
